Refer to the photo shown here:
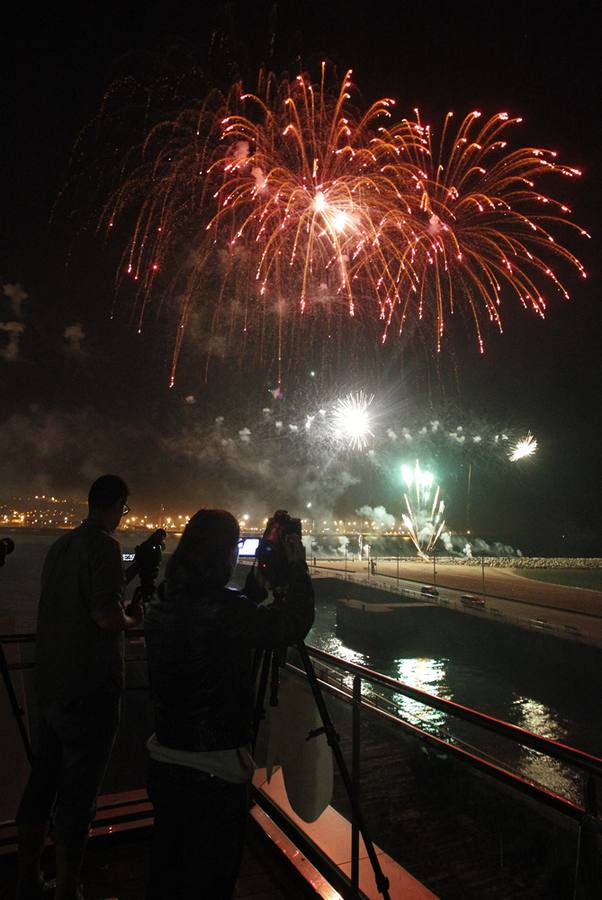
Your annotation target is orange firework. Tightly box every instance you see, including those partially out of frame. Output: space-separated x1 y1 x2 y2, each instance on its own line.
377 109 589 350
102 68 588 383
105 66 415 383
210 64 405 320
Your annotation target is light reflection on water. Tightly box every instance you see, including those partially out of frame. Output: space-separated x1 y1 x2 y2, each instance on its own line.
390 658 450 731
512 697 580 800
318 636 366 668
307 598 594 804
514 696 568 742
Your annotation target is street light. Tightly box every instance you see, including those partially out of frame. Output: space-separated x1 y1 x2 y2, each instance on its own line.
481 551 486 596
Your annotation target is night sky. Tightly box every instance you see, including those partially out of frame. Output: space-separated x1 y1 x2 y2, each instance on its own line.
2 1 601 554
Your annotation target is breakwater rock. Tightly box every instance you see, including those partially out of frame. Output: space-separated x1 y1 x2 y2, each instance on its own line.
399 556 602 569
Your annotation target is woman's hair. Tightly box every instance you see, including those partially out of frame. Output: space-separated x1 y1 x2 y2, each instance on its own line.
166 508 240 587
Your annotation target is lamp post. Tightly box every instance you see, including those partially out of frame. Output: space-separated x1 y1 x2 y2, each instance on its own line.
481 552 486 596
466 462 472 532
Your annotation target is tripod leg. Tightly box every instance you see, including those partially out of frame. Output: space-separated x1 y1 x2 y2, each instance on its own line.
269 649 281 707
0 643 33 764
295 642 390 900
251 649 272 753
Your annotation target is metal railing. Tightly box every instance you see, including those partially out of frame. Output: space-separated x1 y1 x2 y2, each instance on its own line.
283 644 602 897
1 630 601 898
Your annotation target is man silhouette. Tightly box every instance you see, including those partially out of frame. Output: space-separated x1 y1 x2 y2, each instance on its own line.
16 475 142 900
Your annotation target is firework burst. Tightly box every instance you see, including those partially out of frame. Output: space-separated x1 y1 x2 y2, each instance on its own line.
102 68 588 382
380 109 589 350
331 390 375 451
400 460 446 557
509 432 538 462
210 68 404 316
105 66 411 383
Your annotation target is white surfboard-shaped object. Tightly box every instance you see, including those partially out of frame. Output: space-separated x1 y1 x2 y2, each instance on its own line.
265 668 333 822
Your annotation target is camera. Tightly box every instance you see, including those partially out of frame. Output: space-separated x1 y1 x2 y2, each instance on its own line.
0 537 15 567
125 529 166 608
137 529 166 595
256 510 301 588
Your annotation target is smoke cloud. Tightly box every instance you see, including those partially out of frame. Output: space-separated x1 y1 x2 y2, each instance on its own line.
440 531 521 557
2 283 28 318
0 321 25 361
357 504 396 529
63 323 86 353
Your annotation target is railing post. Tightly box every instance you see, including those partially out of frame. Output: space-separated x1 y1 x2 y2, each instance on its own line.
351 674 361 895
573 774 600 899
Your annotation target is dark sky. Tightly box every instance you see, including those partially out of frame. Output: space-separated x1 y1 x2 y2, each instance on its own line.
1 1 601 553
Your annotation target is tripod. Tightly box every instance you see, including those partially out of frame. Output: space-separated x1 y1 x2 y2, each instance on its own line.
0 539 34 764
253 640 391 900
0 638 33 764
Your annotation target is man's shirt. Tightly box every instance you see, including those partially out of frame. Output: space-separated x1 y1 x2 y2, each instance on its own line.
35 519 125 701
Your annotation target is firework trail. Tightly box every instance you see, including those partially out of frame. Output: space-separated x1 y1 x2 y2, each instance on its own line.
400 460 446 557
101 67 588 383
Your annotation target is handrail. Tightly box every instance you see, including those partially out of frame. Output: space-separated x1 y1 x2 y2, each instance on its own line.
305 644 602 780
0 633 37 643
3 629 601 780
288 659 592 824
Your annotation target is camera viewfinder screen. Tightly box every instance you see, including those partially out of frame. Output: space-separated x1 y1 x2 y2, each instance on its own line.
238 537 259 557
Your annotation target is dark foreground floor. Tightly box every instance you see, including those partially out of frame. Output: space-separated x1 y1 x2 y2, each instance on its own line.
0 822 317 900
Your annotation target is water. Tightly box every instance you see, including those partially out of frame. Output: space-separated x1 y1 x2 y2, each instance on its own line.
2 531 601 805
306 586 602 804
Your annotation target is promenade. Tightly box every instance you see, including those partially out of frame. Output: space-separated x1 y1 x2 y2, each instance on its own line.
309 558 602 647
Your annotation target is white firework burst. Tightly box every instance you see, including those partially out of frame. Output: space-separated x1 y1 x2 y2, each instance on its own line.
509 432 538 462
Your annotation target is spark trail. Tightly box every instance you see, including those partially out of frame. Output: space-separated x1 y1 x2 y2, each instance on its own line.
400 460 446 558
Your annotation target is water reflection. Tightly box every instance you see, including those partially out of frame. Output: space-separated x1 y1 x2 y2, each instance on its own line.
391 657 450 731
513 696 567 742
318 636 366 667
518 747 583 801
305 593 600 804
396 657 448 696
511 696 582 799
310 636 377 697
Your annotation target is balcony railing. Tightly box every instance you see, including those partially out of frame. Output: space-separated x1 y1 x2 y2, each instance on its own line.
1 630 601 899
